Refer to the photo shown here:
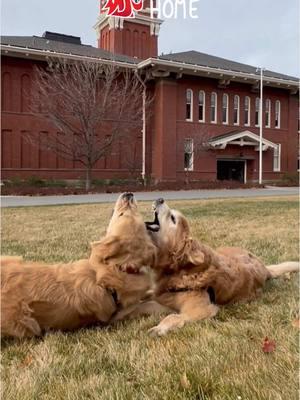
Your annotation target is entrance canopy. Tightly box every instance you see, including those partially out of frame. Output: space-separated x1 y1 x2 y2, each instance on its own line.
208 130 278 151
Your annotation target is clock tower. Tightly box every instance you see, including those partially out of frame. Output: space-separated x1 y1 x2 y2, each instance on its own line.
94 0 163 59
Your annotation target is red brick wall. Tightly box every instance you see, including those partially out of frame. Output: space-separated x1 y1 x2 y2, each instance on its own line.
1 56 298 183
161 76 299 182
98 20 157 59
1 56 142 181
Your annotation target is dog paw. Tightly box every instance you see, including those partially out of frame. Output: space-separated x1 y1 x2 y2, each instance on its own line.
148 325 167 337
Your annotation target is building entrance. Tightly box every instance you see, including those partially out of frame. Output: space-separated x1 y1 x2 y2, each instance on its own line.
217 160 246 183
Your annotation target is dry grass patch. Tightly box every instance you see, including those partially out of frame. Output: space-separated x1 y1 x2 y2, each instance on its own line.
1 196 299 400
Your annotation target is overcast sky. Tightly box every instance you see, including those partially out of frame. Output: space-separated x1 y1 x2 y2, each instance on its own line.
2 0 299 77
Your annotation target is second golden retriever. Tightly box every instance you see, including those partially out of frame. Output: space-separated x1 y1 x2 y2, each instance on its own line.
1 193 156 338
143 198 299 336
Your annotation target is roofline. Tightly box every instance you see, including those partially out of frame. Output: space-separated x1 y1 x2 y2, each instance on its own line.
2 43 299 89
137 57 299 88
1 44 138 68
209 130 278 150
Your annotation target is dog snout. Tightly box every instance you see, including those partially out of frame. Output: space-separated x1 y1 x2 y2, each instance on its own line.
122 192 134 201
153 198 165 210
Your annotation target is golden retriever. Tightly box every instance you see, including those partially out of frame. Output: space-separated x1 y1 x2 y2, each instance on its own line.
1 193 156 338
141 198 299 336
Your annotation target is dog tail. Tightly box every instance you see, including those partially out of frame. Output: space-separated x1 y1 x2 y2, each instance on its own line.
266 261 300 278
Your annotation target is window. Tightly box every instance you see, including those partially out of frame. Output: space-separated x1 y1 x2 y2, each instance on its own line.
265 99 271 127
275 100 281 128
244 96 250 126
211 92 217 123
198 90 205 122
255 97 260 126
273 144 281 172
233 95 240 125
222 94 229 124
184 138 193 171
186 89 193 121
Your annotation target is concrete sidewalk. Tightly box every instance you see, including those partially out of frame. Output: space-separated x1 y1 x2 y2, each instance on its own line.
1 187 298 208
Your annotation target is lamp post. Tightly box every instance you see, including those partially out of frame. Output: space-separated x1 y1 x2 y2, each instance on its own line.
257 67 265 184
135 71 147 185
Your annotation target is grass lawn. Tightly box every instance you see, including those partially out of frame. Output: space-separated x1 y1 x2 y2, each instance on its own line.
1 196 299 400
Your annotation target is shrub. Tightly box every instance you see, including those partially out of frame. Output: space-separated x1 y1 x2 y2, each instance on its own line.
282 172 299 185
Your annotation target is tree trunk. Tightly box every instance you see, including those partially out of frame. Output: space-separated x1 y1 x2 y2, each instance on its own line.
85 167 92 191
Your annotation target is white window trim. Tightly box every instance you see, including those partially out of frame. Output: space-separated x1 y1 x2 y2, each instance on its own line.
265 99 271 128
199 90 205 122
275 100 281 129
222 93 229 125
186 89 193 122
211 92 217 124
244 96 250 127
184 138 194 171
255 97 260 127
273 144 281 172
234 95 240 126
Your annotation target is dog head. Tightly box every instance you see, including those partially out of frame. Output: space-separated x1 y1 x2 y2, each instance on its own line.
90 192 156 270
146 198 205 271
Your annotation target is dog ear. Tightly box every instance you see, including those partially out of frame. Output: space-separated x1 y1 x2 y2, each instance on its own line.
186 239 205 266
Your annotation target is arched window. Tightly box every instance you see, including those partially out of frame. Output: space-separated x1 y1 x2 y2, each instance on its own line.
133 30 139 57
222 94 228 124
2 72 12 111
141 31 147 59
255 97 260 126
265 99 271 128
211 92 217 123
21 74 31 112
275 100 281 128
198 90 205 122
124 29 131 56
233 95 240 125
244 96 250 126
186 89 193 121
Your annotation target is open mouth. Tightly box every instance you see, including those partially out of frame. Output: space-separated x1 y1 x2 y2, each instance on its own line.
145 211 160 232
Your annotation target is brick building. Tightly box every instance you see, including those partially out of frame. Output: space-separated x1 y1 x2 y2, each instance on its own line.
1 6 299 184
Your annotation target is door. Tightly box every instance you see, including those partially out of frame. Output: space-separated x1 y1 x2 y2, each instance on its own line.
217 160 246 183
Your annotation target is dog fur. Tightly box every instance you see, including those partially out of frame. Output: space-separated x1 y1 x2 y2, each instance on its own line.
1 193 156 338
142 199 299 336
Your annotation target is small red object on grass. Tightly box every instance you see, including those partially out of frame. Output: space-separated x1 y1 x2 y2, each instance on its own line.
262 337 276 353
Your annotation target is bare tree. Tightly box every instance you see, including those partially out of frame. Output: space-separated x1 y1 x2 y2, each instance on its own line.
28 59 149 190
121 134 142 179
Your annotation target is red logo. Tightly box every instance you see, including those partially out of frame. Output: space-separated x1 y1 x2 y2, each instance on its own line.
102 0 143 18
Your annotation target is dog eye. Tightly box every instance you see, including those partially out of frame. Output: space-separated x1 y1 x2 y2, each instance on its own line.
171 215 176 224
119 213 124 217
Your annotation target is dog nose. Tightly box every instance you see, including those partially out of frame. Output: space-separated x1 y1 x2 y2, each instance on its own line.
157 198 164 204
125 192 134 200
